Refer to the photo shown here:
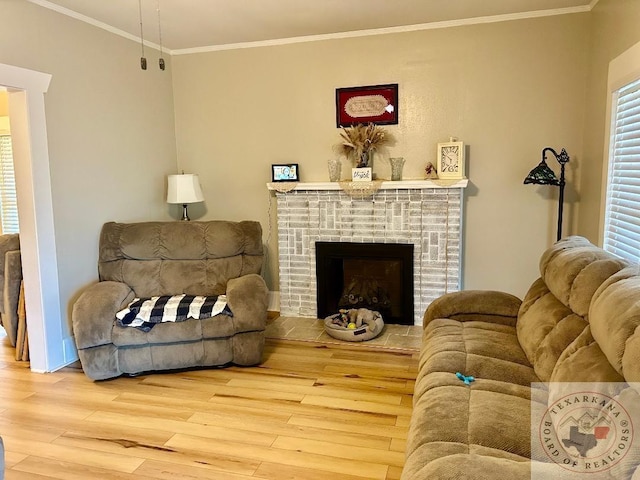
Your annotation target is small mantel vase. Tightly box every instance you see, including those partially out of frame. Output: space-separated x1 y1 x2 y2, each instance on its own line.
389 157 405 181
358 150 373 169
328 158 342 182
351 150 373 169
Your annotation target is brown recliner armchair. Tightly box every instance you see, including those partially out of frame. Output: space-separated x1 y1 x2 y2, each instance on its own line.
72 221 269 381
0 233 22 347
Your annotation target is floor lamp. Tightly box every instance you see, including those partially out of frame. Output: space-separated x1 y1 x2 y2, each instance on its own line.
523 147 570 242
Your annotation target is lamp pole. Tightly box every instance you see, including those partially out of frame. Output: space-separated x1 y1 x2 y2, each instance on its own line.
541 147 568 241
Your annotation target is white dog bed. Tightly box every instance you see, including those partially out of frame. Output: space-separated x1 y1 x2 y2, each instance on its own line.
324 311 384 342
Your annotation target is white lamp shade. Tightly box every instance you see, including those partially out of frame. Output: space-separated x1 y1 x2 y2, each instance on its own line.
167 174 204 204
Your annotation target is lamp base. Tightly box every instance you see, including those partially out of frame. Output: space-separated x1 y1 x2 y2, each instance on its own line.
181 204 190 221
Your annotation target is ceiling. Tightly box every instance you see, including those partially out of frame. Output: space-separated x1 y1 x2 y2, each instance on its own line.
32 0 596 53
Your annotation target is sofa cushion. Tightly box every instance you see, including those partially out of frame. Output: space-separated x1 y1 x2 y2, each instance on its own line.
550 326 624 382
517 278 588 382
405 379 548 480
421 318 538 388
516 237 628 381
538 236 628 316
589 266 640 382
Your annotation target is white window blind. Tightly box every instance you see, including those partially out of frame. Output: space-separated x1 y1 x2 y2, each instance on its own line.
0 135 19 234
603 78 640 261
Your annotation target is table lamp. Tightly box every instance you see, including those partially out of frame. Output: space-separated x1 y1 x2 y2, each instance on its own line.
167 173 204 221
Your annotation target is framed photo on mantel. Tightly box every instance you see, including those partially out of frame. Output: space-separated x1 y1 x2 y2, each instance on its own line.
271 163 299 182
336 83 398 127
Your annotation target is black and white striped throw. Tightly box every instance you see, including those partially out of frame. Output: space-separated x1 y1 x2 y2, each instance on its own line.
116 294 232 332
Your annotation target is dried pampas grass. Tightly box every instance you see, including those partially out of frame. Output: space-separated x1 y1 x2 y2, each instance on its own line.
338 123 391 167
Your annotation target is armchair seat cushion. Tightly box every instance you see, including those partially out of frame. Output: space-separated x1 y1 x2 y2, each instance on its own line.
112 314 236 346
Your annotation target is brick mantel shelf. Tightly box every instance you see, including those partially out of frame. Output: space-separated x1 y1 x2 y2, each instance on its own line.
267 178 468 192
269 178 468 325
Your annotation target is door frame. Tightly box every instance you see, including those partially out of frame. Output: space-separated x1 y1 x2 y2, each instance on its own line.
0 62 64 372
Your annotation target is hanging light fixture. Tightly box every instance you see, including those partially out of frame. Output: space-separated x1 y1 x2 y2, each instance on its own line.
157 0 165 70
138 0 165 71
138 0 147 70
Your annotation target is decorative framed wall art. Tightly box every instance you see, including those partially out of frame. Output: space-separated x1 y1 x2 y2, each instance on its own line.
271 164 299 182
436 141 465 179
336 83 398 127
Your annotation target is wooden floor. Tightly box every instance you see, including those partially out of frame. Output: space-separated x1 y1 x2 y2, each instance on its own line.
0 334 419 479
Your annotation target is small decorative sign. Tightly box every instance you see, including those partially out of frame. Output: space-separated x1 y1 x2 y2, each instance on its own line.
352 167 372 182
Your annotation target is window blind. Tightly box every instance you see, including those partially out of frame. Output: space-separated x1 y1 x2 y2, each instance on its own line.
603 78 640 261
0 135 19 234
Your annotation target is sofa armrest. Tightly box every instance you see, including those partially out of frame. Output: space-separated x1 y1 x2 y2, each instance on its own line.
72 281 135 349
423 290 522 328
227 274 268 333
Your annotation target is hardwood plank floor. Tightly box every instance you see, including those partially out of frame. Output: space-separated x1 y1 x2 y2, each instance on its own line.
0 333 419 479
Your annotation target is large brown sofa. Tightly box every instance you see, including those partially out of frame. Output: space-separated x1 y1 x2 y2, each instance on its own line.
72 221 268 381
403 236 640 479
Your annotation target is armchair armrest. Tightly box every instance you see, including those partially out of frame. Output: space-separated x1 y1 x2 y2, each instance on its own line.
72 281 135 349
1 249 22 346
227 274 268 333
423 290 522 328
0 234 20 309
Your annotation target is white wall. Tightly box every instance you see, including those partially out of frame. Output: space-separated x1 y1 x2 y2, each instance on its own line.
578 0 640 242
0 1 177 368
172 13 590 299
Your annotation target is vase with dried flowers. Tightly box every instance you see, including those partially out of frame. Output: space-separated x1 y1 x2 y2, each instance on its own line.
338 123 390 169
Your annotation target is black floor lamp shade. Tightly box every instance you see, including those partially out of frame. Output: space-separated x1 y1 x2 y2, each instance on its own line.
524 147 570 241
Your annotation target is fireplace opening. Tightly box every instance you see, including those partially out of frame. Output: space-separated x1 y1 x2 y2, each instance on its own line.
316 242 414 325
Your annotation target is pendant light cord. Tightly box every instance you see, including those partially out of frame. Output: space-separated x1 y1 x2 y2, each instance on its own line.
157 0 165 70
138 0 147 69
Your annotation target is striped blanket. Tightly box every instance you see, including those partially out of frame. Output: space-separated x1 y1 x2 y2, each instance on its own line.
116 294 232 332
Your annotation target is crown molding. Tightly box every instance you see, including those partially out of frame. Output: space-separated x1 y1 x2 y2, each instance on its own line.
28 1 591 57
173 6 592 55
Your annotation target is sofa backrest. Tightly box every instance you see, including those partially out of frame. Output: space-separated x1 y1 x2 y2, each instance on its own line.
516 236 628 382
98 221 264 298
588 266 640 383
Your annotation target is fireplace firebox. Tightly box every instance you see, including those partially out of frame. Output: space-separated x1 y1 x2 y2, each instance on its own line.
316 242 414 325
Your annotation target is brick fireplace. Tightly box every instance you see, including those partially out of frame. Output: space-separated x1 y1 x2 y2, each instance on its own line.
269 180 467 325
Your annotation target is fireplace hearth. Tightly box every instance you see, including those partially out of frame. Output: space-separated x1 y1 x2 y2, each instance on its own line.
316 242 414 325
